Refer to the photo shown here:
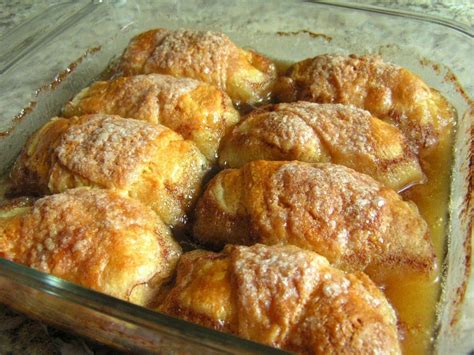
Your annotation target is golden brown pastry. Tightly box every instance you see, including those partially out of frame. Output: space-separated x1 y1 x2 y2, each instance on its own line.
193 161 436 283
0 188 182 306
159 244 401 354
277 54 454 154
62 74 240 162
219 101 424 192
9 117 75 196
117 29 277 106
10 114 209 227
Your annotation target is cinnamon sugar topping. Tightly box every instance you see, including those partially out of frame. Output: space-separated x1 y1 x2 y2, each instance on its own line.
55 115 168 188
147 30 236 90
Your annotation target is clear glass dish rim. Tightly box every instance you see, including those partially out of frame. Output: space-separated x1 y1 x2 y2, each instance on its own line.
311 0 473 38
0 0 471 353
0 257 285 353
0 0 472 42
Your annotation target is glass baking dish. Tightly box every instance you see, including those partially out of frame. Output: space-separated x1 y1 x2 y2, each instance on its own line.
0 1 472 353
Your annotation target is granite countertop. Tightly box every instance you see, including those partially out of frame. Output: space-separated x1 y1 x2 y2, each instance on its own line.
0 1 473 354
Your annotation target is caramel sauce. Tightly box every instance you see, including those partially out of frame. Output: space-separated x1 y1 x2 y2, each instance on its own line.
271 57 454 354
396 129 453 354
0 175 12 199
0 54 454 354
276 30 333 42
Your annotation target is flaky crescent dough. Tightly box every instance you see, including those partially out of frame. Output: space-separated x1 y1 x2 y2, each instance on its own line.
277 54 454 154
118 29 277 106
0 188 181 306
219 101 424 192
63 74 240 162
159 244 401 354
193 160 436 283
10 114 209 227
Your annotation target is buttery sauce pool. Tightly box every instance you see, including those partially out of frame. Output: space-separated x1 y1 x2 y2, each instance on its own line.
395 130 453 354
0 59 454 355
271 59 454 354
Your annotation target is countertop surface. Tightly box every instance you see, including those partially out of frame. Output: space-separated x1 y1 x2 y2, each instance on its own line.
0 1 473 354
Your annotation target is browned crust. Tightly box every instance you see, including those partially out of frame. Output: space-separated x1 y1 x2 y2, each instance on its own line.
218 101 425 192
9 114 209 227
159 244 401 354
62 74 240 162
277 54 454 155
0 188 182 306
193 161 436 282
117 29 277 106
